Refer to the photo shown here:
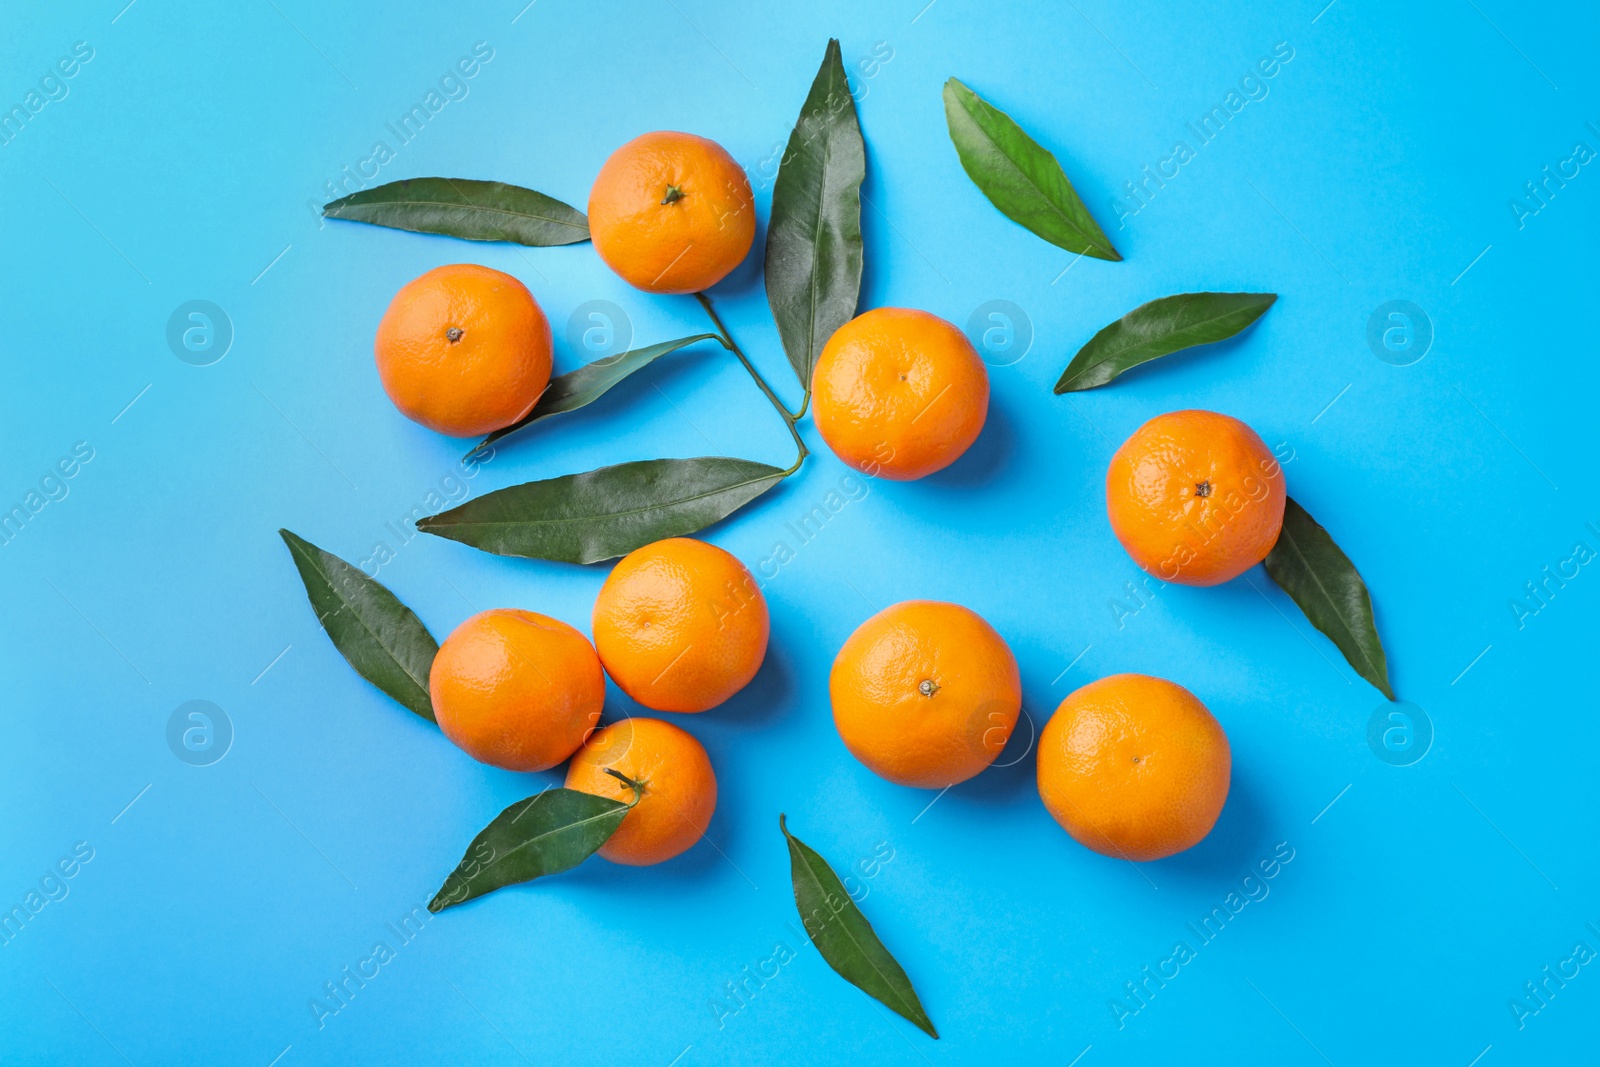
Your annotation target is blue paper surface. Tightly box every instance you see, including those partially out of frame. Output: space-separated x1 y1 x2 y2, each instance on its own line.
2 1 1596 1062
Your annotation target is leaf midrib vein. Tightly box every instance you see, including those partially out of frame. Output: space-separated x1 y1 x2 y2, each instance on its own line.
1077 303 1267 371
477 803 625 876
301 546 431 702
344 198 587 231
1277 525 1382 678
794 843 918 1019
964 93 1107 257
420 469 781 531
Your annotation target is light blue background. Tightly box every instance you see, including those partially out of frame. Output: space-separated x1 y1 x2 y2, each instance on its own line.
2 0 1596 1063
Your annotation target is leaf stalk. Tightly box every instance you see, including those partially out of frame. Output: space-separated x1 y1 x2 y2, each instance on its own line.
695 292 809 475
604 767 647 807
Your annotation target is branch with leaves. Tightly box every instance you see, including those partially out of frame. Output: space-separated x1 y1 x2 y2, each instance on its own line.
323 40 864 565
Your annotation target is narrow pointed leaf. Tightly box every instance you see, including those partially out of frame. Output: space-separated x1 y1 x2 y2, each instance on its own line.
324 177 589 245
430 789 629 912
471 334 720 457
417 457 787 564
278 529 438 722
942 78 1120 261
766 39 866 391
1054 292 1277 392
1263 497 1395 699
780 815 937 1039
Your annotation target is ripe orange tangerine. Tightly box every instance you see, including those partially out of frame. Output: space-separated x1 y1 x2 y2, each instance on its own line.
811 307 989 480
1037 673 1231 862
565 717 717 866
374 263 552 438
830 600 1020 788
429 609 604 772
1106 409 1286 586
587 131 755 294
592 538 768 714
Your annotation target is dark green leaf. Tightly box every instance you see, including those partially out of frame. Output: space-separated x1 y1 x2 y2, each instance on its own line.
780 815 937 1039
1263 497 1395 700
942 78 1120 261
278 529 438 722
471 334 721 457
1054 292 1277 393
324 178 589 246
417 457 787 564
766 39 866 391
430 786 631 912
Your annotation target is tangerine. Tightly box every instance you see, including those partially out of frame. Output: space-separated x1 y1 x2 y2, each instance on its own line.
811 307 989 480
1037 673 1230 862
592 538 768 713
374 263 552 438
830 600 1020 788
1106 409 1285 586
429 609 603 772
565 717 717 866
588 131 755 294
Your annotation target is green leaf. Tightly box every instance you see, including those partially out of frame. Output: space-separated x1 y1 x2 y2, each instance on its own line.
766 39 866 391
1054 292 1277 393
470 334 721 457
942 78 1120 261
1263 497 1395 700
278 529 439 722
323 178 590 246
430 783 636 912
416 457 787 564
780 815 937 1039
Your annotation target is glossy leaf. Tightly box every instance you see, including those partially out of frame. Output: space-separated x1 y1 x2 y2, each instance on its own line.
417 457 788 564
942 78 1120 261
766 39 866 391
780 815 937 1039
471 334 721 457
430 783 635 912
323 177 589 245
1263 497 1395 700
1054 292 1277 393
278 529 438 722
